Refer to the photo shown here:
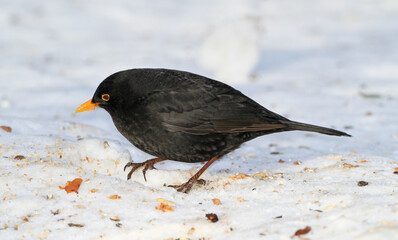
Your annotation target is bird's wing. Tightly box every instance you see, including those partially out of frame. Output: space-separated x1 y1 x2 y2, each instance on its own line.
145 84 287 135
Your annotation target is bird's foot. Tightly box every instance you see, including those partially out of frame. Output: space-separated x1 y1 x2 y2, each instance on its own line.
124 158 165 181
168 157 218 193
168 179 206 193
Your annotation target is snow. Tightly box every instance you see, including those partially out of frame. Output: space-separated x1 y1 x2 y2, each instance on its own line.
199 17 260 83
1 0 398 239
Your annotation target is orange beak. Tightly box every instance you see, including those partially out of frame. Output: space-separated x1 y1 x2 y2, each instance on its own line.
75 99 100 113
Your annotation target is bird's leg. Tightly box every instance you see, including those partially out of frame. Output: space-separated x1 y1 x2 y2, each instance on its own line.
169 157 218 193
124 157 166 181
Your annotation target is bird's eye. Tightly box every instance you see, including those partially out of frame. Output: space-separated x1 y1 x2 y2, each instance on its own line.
101 94 110 101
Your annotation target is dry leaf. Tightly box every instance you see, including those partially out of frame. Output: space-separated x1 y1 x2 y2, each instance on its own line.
59 178 83 194
292 226 311 238
324 205 337 210
212 198 222 205
155 203 174 212
108 194 121 200
0 126 11 132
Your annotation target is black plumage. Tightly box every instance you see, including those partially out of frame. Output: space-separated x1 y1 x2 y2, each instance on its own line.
77 68 350 193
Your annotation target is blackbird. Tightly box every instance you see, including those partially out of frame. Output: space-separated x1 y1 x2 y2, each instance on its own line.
76 68 350 193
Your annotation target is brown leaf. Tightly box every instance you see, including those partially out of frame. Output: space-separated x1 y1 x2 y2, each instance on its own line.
212 198 222 205
0 126 11 132
292 226 311 238
155 203 174 212
108 194 121 200
59 178 83 194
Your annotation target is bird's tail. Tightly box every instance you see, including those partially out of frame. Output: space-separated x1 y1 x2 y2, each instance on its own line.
281 120 351 137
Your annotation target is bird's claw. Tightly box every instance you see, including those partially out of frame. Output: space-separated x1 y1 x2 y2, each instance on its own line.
123 158 161 181
123 162 135 172
168 183 193 193
168 179 206 193
142 163 156 182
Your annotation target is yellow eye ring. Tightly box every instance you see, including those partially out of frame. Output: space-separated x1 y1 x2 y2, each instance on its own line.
101 94 110 101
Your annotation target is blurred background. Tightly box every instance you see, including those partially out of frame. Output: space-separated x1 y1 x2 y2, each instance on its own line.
1 0 397 157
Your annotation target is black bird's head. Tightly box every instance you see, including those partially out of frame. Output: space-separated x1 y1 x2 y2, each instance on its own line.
76 79 115 115
75 71 131 115
75 69 159 115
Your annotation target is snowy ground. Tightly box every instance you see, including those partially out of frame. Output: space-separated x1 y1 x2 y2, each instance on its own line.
1 0 398 239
